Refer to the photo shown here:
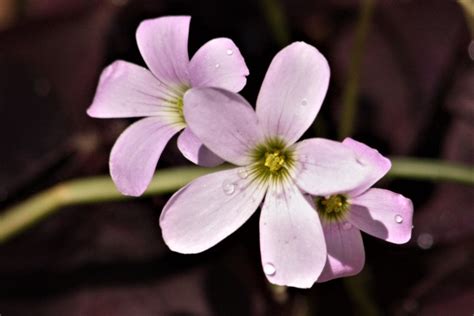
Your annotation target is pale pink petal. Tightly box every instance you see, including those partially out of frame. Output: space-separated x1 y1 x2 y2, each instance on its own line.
87 61 175 118
317 222 365 282
189 38 249 92
343 138 392 196
183 88 264 166
260 182 326 288
160 168 267 254
293 138 377 196
136 16 190 86
349 188 413 244
177 128 225 167
256 42 330 145
110 117 182 196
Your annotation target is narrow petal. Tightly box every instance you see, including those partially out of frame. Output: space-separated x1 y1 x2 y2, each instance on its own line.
349 188 413 244
343 138 391 196
87 61 174 118
256 42 330 145
260 182 327 288
177 128 225 167
294 138 379 196
183 88 264 166
160 168 267 254
110 117 182 196
136 16 190 86
317 222 365 282
189 38 249 92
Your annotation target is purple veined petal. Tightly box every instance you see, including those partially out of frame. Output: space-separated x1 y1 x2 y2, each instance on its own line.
260 182 327 288
177 128 225 167
110 117 182 196
343 138 392 196
183 88 264 166
87 61 181 118
256 42 330 145
136 16 190 86
348 188 414 244
160 168 267 254
189 38 249 92
317 221 365 283
293 138 379 196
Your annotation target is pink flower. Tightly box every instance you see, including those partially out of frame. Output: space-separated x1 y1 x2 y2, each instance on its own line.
159 42 384 288
311 138 413 282
87 16 249 196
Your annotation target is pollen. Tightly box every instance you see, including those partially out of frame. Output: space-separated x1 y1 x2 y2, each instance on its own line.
264 151 286 172
316 194 350 222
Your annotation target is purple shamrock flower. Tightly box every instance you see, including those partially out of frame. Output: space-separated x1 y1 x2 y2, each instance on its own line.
312 138 413 282
159 42 386 288
87 16 249 196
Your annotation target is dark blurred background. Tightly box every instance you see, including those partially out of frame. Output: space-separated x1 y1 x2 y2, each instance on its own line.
0 0 473 315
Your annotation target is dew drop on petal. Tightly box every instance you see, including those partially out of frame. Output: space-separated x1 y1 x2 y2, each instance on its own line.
226 49 233 56
238 168 249 179
222 180 235 195
301 98 308 106
342 222 352 230
394 214 404 223
263 263 276 276
215 63 220 68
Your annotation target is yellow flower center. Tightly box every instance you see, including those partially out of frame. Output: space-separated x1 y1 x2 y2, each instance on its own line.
250 138 295 182
264 151 286 172
316 194 350 222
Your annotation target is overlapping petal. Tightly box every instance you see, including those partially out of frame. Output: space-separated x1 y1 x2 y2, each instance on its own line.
87 61 173 118
293 138 376 196
136 16 190 86
183 88 264 166
160 168 267 254
110 117 182 196
260 182 327 288
256 42 330 145
177 128 224 167
349 188 413 244
343 138 392 196
317 222 365 282
189 38 249 92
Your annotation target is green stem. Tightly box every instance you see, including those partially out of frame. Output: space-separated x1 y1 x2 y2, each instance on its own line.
259 0 290 46
338 0 375 139
0 159 472 244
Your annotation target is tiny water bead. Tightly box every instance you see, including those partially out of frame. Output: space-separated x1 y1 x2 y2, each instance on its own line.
301 98 308 106
342 222 353 230
315 194 350 222
238 168 249 179
263 263 276 276
394 214 404 223
226 49 233 56
222 180 235 195
215 63 220 68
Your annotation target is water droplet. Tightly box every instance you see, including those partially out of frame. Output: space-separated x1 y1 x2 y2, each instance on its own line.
226 49 233 55
215 63 220 68
342 222 352 230
238 168 249 179
263 263 276 276
356 156 367 165
222 180 235 195
301 98 308 106
394 214 403 223
417 233 434 250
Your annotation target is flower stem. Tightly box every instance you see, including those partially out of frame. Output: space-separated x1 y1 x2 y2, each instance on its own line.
0 159 472 244
338 0 375 139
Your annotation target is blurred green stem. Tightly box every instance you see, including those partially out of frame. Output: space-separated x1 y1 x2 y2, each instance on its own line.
259 0 290 46
338 0 375 139
458 0 474 36
0 158 473 244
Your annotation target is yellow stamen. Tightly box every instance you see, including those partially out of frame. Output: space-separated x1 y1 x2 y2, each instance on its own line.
264 151 285 172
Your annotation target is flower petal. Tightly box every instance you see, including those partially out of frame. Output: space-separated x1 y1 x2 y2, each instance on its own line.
294 138 378 196
349 188 413 244
260 182 326 288
110 117 182 196
317 222 365 282
136 16 190 86
256 42 330 145
160 168 267 254
183 88 264 166
87 61 175 118
177 128 225 167
189 38 249 92
343 138 391 196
